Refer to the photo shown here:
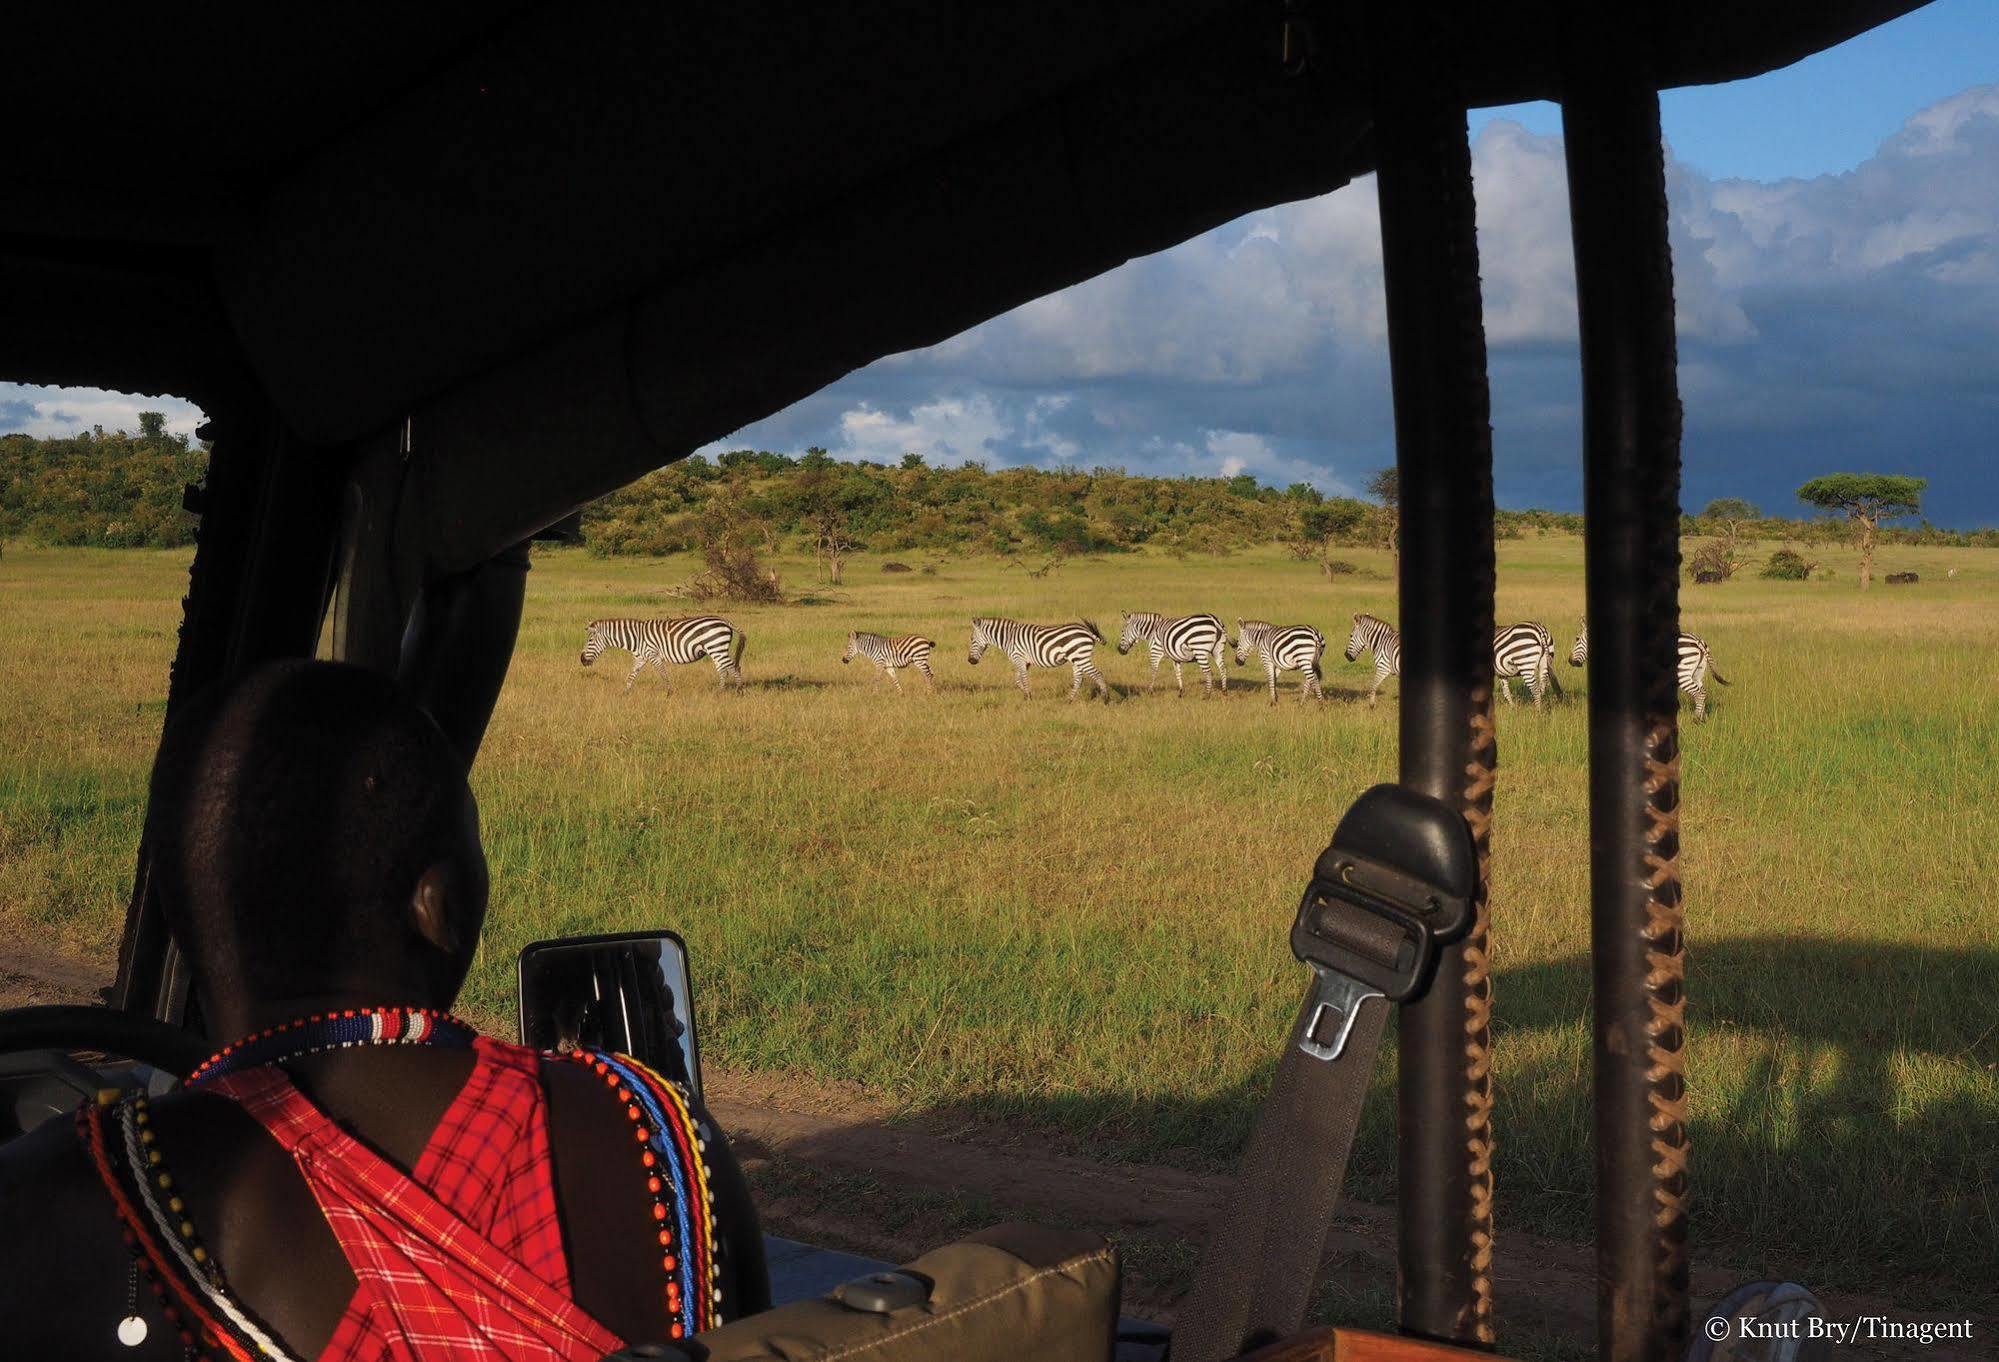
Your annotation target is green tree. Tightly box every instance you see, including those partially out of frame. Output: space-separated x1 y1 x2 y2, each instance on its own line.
1699 497 1761 575
1365 465 1400 566
1796 474 1926 590
137 411 168 440
1294 498 1370 580
1701 497 1759 528
899 452 926 470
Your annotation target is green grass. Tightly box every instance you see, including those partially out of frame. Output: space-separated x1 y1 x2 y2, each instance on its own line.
2 537 1995 1311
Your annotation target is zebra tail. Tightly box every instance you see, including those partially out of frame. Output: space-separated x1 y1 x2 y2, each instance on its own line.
1079 618 1104 642
732 626 749 670
1545 649 1565 697
1711 663 1729 686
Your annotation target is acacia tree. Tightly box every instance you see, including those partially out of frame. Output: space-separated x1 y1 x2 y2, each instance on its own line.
1365 466 1400 567
1293 498 1370 579
1698 497 1760 577
810 505 853 583
1796 474 1925 590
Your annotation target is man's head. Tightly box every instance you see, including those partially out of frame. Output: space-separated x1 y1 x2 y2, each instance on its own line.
146 659 488 1024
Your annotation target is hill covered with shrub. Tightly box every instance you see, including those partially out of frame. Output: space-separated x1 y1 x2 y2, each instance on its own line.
7 425 1994 556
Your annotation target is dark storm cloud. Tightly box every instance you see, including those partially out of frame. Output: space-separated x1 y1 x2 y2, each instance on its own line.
708 87 1999 524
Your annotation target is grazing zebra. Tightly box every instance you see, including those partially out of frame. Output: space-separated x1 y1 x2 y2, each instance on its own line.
580 616 746 691
1344 613 1401 707
841 630 937 691
1568 620 1730 721
1235 620 1326 704
1494 621 1563 710
968 617 1109 700
1116 611 1229 695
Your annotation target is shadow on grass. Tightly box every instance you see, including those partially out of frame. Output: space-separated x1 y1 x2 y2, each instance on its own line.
746 937 1995 1314
745 675 832 692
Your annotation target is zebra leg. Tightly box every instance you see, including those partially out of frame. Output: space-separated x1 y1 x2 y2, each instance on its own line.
1267 658 1279 705
1305 666 1323 703
1217 642 1228 693
1172 660 1186 696
1691 684 1707 722
1498 677 1514 707
916 659 937 690
1085 659 1109 700
1069 660 1084 700
624 655 647 693
1529 672 1544 712
1015 662 1032 698
885 666 902 692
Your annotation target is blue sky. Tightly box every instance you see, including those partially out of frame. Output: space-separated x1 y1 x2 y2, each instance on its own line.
6 2 1997 524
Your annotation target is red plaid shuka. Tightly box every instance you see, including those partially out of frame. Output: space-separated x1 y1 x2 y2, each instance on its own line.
206 1037 624 1362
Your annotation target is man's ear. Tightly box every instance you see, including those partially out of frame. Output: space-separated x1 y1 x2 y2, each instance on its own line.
410 862 460 954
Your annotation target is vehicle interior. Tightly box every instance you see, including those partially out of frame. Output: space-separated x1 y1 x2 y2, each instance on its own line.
0 3 1942 1359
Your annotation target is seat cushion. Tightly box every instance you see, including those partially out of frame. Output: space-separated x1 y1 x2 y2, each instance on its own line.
683 1223 1119 1362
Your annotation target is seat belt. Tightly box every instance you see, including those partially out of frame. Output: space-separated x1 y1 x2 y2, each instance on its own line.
1175 784 1476 1362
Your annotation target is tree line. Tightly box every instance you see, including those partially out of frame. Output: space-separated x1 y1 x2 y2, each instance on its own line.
5 424 1989 573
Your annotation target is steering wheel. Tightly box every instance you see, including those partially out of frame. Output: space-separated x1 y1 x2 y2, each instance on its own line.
0 1005 211 1080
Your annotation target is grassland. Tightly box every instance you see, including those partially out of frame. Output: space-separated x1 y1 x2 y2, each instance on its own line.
2 537 1995 1314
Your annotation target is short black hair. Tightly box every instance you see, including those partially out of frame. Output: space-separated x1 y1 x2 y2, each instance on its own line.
146 659 478 1000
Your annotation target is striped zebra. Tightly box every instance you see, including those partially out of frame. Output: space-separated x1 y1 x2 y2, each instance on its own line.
1494 621 1564 711
1568 620 1729 721
1116 611 1229 695
841 630 937 691
1344 613 1401 707
1234 620 1326 704
580 616 746 691
968 617 1108 700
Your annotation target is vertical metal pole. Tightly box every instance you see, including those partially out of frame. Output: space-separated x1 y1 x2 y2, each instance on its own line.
1376 95 1499 1347
1563 86 1693 1362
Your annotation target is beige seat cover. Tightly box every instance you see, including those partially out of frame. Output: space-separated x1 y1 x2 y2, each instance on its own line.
686 1223 1119 1362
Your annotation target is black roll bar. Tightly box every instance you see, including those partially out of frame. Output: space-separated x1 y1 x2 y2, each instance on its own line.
1374 77 1501 1348
1564 85 1694 1362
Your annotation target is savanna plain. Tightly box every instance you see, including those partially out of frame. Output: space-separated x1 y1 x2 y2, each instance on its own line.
2 537 1995 1337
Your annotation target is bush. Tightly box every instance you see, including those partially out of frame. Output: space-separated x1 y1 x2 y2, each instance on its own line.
1323 559 1359 576
1761 548 1815 581
1688 541 1738 584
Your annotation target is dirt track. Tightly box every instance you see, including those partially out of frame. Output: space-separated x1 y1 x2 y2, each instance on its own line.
2 951 1986 1358
707 1071 1990 1358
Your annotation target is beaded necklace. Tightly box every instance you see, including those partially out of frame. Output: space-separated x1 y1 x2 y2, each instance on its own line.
569 1049 723 1338
187 1005 477 1085
81 1094 279 1360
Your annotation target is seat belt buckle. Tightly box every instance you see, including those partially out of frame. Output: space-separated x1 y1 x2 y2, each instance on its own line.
1289 784 1478 1061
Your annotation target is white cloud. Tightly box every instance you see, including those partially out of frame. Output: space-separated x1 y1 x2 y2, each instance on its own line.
0 384 205 440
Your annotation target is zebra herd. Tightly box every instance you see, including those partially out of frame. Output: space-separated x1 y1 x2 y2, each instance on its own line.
580 611 1730 719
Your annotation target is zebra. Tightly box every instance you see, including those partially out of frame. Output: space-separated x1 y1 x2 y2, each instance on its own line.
968 617 1108 700
1234 619 1325 704
1116 611 1229 695
1568 620 1730 721
1494 621 1564 711
580 616 746 691
1344 613 1401 707
841 630 937 691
